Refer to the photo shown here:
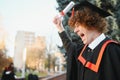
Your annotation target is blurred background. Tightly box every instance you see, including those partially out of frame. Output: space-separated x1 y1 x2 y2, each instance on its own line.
0 0 120 80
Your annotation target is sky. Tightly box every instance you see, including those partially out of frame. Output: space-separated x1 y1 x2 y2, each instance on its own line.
0 0 63 57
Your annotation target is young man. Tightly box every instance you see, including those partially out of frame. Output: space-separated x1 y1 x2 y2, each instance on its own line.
1 63 16 80
53 1 120 80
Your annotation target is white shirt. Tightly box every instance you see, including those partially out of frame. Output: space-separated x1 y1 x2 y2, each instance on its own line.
88 33 106 50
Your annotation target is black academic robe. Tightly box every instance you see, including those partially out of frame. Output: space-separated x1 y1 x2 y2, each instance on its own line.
1 70 16 80
59 31 120 80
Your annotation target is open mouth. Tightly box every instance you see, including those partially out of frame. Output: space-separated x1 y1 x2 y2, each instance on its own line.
80 33 84 38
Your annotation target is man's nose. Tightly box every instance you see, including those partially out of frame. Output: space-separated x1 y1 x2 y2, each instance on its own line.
74 27 79 33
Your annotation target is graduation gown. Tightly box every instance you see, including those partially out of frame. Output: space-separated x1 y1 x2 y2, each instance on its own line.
1 70 16 80
59 31 120 80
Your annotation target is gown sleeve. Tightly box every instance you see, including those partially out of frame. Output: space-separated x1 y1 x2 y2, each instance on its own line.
59 31 83 80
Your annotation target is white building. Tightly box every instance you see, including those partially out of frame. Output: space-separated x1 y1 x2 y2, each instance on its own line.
14 31 35 69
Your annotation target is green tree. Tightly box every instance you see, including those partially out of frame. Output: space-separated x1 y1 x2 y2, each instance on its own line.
55 0 120 42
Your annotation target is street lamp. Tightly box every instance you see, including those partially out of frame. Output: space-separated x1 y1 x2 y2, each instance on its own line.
22 48 26 78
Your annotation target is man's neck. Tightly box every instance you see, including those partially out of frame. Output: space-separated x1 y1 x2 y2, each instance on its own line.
88 33 106 50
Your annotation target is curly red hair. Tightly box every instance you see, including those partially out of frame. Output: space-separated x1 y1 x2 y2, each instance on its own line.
68 7 108 33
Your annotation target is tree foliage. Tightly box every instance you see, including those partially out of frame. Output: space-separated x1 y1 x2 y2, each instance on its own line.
0 50 13 73
0 38 13 73
55 0 120 42
26 37 46 71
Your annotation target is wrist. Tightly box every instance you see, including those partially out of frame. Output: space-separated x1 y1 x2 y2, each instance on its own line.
58 28 64 33
58 23 65 33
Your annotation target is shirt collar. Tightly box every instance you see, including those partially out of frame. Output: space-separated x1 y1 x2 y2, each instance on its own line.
88 33 106 50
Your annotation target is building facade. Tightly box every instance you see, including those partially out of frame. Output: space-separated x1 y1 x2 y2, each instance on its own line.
14 31 35 69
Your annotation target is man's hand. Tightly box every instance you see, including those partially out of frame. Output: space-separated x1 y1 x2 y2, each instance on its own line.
53 16 64 33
